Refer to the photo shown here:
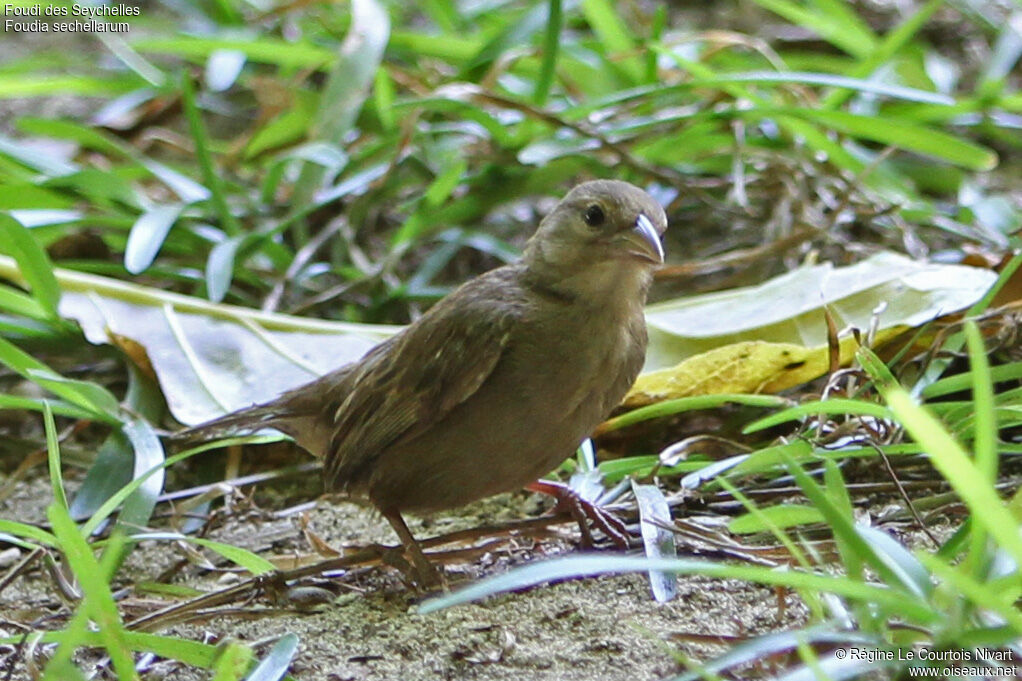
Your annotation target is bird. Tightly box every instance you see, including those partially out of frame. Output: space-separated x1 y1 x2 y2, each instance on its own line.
179 180 667 586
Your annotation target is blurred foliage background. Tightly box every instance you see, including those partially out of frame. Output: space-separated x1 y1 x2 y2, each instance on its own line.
1 0 1018 327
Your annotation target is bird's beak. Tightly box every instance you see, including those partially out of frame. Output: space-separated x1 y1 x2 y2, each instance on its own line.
615 213 664 264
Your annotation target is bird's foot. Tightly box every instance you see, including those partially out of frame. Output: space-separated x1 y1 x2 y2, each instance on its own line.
374 544 445 591
406 552 446 591
380 508 447 591
527 479 631 548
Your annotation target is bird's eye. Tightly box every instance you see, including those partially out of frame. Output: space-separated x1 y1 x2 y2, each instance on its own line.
583 204 605 227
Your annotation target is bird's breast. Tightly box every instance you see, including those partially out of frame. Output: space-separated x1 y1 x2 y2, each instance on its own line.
507 301 646 432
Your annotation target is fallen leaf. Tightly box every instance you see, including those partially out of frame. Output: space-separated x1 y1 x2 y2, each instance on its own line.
633 252 996 405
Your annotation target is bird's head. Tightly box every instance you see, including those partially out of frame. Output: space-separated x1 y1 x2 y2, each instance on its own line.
523 180 667 300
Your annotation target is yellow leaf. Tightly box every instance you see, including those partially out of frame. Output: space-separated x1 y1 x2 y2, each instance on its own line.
625 328 905 408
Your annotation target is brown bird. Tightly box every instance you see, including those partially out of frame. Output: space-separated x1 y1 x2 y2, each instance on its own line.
180 180 667 585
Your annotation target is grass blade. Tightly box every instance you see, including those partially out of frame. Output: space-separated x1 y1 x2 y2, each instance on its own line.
419 555 939 622
244 633 299 681
125 204 184 275
47 506 138 680
859 347 1022 567
0 213 60 318
180 73 240 238
534 0 562 105
290 0 390 214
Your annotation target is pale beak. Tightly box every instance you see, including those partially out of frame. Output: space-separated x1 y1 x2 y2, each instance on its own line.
616 213 664 264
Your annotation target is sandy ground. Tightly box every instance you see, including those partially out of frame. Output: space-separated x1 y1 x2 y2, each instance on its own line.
0 462 809 680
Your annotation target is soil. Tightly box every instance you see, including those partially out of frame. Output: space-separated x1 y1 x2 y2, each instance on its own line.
0 462 809 680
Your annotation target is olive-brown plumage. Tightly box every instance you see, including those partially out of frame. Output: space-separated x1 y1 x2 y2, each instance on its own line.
182 180 667 584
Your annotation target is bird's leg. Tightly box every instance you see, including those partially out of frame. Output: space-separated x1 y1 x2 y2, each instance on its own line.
527 479 631 548
380 508 445 589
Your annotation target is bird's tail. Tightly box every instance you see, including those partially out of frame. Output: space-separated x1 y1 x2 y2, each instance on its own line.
170 403 290 445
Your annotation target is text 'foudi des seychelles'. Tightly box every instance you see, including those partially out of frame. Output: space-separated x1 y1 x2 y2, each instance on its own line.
3 3 140 16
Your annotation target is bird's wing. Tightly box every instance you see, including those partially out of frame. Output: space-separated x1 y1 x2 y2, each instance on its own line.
324 270 524 490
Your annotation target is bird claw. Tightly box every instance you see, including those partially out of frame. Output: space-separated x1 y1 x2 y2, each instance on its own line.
379 509 447 591
527 480 631 548
408 557 446 591
375 546 445 591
